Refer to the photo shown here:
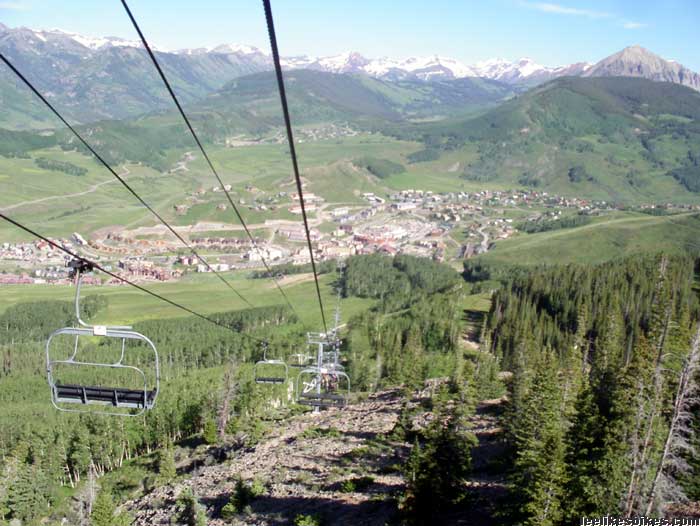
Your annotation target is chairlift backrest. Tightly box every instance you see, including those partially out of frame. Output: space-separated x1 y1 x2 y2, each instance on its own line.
295 331 350 408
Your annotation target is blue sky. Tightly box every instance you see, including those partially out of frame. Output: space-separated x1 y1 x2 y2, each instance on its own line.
1 0 699 70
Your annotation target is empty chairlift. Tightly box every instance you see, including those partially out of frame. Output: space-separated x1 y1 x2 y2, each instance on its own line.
254 342 288 385
288 347 313 368
46 260 159 416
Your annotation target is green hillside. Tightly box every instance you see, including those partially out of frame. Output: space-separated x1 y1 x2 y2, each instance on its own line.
3 74 700 206
474 211 700 267
389 77 700 203
0 69 513 170
144 70 514 138
0 42 271 128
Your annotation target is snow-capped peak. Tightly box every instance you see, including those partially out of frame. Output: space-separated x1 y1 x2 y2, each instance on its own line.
35 28 167 52
514 57 547 77
362 54 477 80
0 24 612 85
173 43 266 56
210 43 263 55
472 57 551 80
315 52 370 72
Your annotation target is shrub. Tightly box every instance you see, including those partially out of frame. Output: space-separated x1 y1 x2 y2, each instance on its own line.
156 444 177 482
340 476 375 493
34 156 87 176
202 417 218 445
352 156 405 178
221 477 266 518
294 514 323 526
567 164 594 183
299 427 342 439
220 501 238 520
175 488 207 526
515 214 592 234
407 148 440 164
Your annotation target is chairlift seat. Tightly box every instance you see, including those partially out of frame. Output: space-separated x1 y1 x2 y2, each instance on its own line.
254 349 288 385
298 392 347 408
255 376 287 384
55 383 156 409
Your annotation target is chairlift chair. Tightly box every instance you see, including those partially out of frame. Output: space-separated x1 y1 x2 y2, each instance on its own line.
288 352 313 368
295 331 350 408
254 342 289 384
45 260 160 416
296 366 350 408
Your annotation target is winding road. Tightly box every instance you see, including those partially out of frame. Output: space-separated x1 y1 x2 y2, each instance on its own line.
0 166 131 213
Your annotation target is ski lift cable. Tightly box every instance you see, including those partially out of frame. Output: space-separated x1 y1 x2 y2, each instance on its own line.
119 0 301 323
0 53 253 308
0 212 267 344
261 0 328 334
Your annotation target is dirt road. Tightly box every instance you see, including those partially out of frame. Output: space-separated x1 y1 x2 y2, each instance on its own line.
0 166 131 213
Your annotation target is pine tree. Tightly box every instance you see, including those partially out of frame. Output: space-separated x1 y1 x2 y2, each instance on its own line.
8 461 48 523
176 488 207 526
157 442 177 483
0 446 23 521
91 489 116 526
510 349 566 526
402 325 424 388
68 426 92 483
564 378 607 520
202 417 218 445
403 421 476 524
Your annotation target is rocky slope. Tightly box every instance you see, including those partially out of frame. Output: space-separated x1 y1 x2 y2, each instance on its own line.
584 45 700 91
126 389 408 525
123 386 508 525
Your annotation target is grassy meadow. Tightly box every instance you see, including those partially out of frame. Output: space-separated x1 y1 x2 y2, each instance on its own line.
0 270 374 328
475 211 700 267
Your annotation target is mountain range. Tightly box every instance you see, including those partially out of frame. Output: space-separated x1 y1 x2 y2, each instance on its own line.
1 22 700 128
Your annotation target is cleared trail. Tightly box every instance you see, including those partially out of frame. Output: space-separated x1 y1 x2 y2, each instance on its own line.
127 389 409 526
124 382 511 525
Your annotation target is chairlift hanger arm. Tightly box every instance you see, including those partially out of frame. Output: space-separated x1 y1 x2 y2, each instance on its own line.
70 260 132 330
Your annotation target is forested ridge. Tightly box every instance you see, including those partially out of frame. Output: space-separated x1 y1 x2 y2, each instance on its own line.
483 255 700 523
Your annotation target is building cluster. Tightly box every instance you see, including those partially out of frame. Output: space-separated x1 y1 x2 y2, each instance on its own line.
0 240 72 264
272 123 359 144
288 192 324 214
6 180 698 288
388 188 615 212
92 233 174 256
118 258 181 281
277 225 321 242
190 237 252 251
